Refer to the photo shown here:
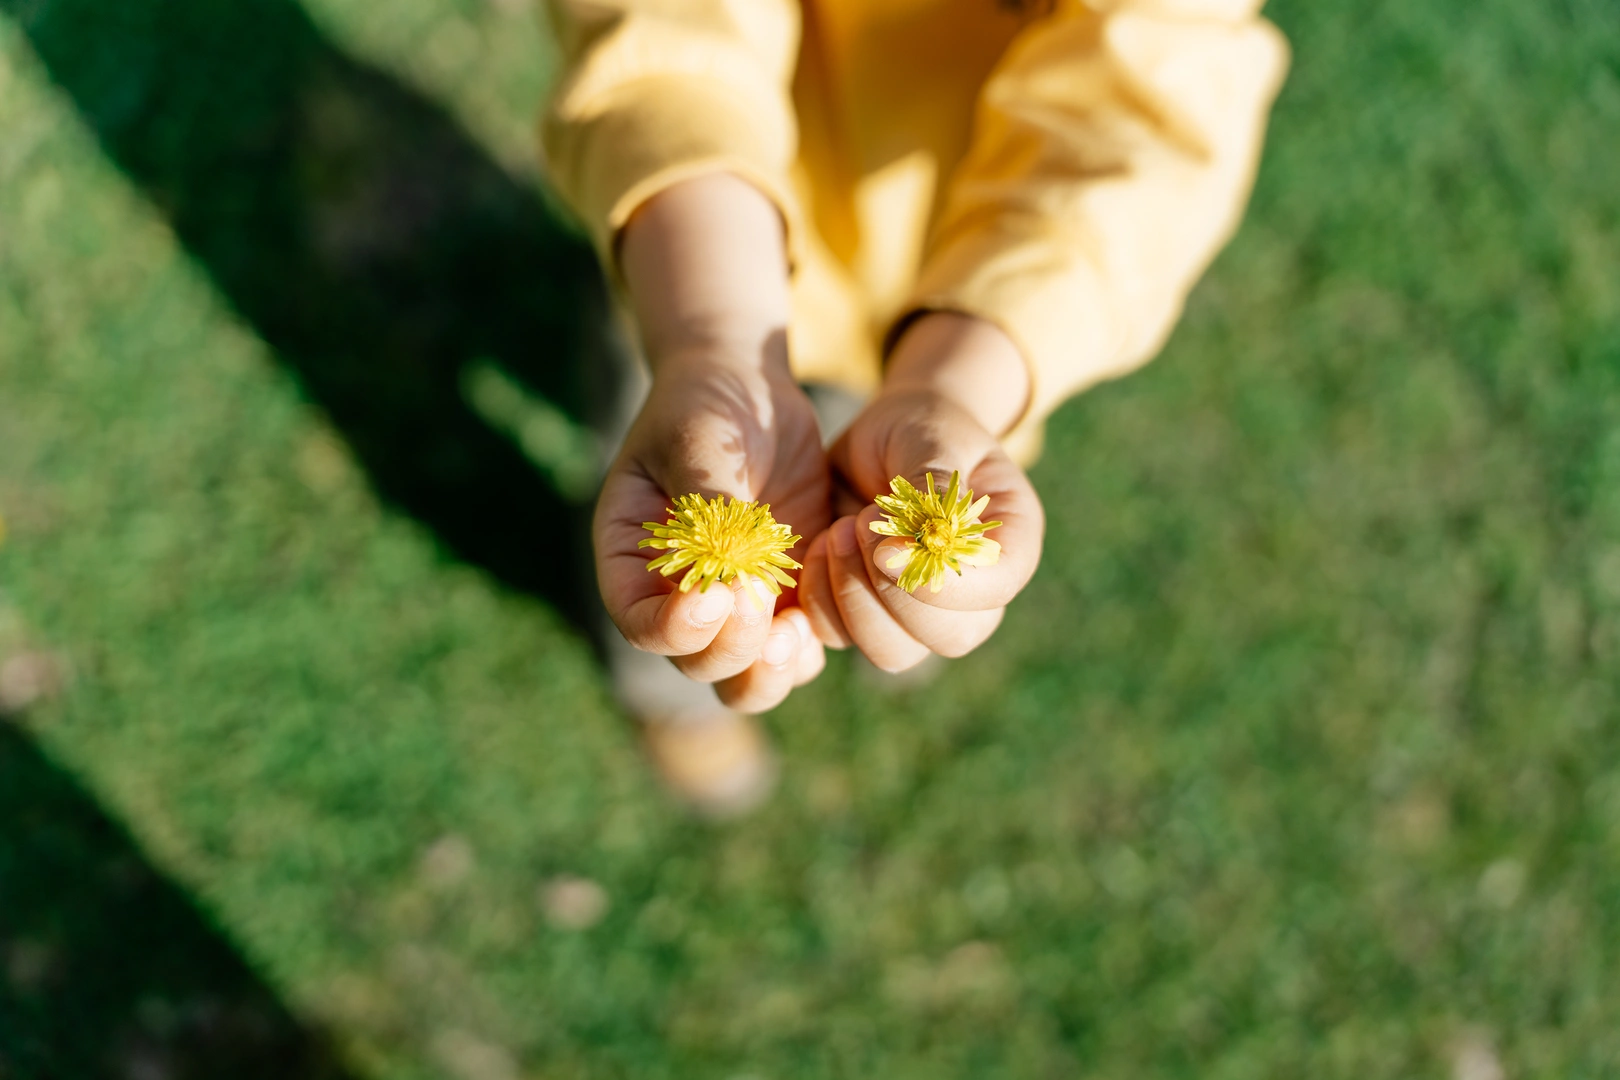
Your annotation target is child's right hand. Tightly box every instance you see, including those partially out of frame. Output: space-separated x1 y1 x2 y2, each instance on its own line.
596 174 829 713
594 350 829 713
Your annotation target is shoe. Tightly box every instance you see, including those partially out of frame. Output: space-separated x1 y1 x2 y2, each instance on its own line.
640 708 778 819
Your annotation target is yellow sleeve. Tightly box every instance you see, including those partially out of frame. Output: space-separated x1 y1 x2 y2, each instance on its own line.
906 0 1290 456
539 0 804 268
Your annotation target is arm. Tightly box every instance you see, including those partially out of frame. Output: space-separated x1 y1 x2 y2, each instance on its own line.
540 0 827 710
908 0 1290 455
541 0 804 271
596 173 827 714
799 0 1287 668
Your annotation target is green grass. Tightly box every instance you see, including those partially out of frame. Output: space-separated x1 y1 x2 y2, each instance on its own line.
1 0 1618 1076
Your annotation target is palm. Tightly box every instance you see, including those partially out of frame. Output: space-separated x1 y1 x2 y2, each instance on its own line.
596 367 829 649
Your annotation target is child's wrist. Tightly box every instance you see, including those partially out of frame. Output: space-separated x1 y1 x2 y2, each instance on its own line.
621 173 793 378
650 323 792 386
883 311 1031 438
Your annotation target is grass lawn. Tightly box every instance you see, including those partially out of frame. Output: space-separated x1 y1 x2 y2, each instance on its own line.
2 0 1618 1076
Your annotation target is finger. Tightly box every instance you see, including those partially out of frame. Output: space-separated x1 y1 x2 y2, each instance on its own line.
798 531 852 649
595 466 736 655
787 609 827 685
827 517 931 673
884 600 1004 658
827 503 1006 658
611 585 736 656
671 575 778 682
850 512 1009 656
715 608 804 713
862 453 1044 612
831 471 867 519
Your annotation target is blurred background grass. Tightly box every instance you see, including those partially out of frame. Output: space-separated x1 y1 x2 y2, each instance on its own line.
0 0 1617 1076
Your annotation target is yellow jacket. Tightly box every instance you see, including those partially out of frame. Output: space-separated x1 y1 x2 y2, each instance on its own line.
541 0 1288 458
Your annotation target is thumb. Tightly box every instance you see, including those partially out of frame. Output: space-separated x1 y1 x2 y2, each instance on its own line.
871 534 913 584
859 456 1040 611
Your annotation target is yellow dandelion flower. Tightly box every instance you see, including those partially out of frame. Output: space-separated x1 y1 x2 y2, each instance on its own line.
641 493 803 595
870 470 1002 594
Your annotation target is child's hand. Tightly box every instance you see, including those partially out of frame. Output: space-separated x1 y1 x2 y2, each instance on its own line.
798 314 1045 671
596 174 828 713
594 352 829 712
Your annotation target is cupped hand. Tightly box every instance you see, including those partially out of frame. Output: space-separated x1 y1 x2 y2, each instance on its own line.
798 386 1045 671
594 353 830 712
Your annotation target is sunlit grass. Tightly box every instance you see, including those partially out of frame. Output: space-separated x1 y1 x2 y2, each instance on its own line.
1 0 1617 1076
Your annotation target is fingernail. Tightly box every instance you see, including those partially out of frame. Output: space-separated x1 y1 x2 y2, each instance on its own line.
784 607 813 639
734 575 768 615
830 518 857 558
691 586 733 625
762 629 795 666
874 539 909 580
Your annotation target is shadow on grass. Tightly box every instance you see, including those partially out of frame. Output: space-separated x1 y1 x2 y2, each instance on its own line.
0 723 354 1078
4 0 612 636
2 0 620 1068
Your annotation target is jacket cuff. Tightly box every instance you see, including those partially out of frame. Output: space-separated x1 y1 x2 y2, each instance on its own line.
543 74 803 278
901 213 1135 464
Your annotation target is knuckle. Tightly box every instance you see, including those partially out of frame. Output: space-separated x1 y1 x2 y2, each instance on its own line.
937 610 1003 657
646 628 703 659
710 644 760 676
708 631 770 673
646 607 709 656
833 567 878 611
794 656 825 686
668 654 719 682
853 625 929 673
717 674 788 714
622 624 677 656
728 607 773 635
671 646 749 682
803 597 850 648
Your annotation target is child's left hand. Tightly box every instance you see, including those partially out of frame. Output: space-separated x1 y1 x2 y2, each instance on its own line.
797 314 1046 670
